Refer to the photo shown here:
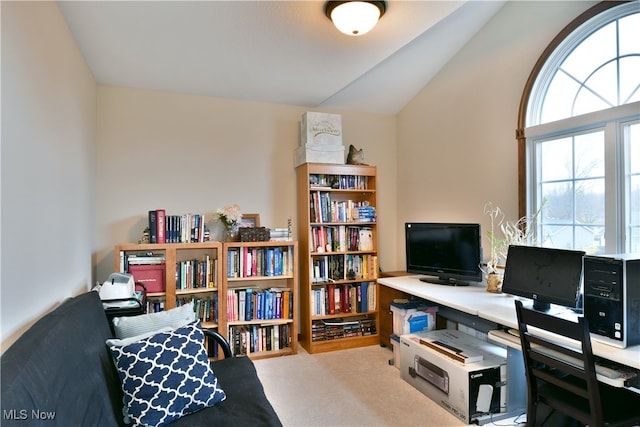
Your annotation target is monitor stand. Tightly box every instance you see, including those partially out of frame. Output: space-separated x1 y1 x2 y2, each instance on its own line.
419 277 470 287
532 300 551 312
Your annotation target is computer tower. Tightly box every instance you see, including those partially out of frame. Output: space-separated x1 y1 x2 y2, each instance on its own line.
584 254 640 348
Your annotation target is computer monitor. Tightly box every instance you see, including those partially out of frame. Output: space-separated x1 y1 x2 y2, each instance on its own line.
405 222 483 286
502 245 585 312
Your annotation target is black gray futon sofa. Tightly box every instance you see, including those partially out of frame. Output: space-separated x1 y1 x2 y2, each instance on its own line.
1 291 282 426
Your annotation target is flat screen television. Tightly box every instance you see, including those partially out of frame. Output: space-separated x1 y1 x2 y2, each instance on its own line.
405 222 483 286
501 245 585 312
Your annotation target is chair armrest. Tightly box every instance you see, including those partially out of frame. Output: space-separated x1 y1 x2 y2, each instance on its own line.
203 329 233 358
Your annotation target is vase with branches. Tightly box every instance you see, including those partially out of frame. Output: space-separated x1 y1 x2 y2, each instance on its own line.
482 201 542 292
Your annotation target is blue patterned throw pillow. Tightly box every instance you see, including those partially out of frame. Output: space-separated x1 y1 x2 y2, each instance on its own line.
108 321 226 427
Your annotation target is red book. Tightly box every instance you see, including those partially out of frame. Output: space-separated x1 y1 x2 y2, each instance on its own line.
156 209 166 243
327 284 336 315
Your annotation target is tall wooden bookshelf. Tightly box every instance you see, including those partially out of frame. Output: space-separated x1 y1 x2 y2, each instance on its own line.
296 163 379 354
222 241 298 360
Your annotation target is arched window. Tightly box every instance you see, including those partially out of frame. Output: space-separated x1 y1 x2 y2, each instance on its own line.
518 1 639 254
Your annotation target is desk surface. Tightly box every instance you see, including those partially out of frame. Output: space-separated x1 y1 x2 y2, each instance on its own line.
378 275 640 370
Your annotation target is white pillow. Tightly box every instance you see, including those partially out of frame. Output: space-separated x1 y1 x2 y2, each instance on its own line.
106 326 175 348
112 302 195 339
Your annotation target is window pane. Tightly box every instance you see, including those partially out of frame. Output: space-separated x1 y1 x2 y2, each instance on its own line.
574 131 604 177
540 137 572 181
575 178 605 227
576 60 617 111
541 181 573 222
541 72 580 123
561 22 616 82
619 13 640 57
540 225 574 250
576 225 605 254
620 57 640 104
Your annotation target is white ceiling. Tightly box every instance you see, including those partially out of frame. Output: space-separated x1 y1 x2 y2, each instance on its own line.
57 1 505 115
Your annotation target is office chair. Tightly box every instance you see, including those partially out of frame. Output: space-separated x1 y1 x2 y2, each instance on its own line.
514 299 640 427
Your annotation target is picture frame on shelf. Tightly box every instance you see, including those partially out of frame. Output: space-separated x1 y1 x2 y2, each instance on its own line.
240 214 260 228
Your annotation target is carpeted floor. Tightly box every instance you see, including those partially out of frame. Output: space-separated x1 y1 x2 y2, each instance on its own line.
253 344 515 427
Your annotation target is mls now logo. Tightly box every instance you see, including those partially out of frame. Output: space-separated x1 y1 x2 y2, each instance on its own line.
3 409 56 420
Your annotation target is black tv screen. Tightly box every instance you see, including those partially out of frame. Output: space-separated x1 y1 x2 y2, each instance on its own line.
501 245 585 312
405 223 482 286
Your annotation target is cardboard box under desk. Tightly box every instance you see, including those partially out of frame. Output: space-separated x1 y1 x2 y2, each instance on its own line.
128 264 166 293
400 330 507 424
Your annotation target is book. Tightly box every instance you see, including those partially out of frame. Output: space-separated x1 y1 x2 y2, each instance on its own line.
148 210 157 243
358 228 373 251
156 209 166 244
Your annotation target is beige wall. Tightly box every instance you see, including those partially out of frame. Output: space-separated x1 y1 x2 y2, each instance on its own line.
1 1 597 349
95 87 397 282
395 0 596 270
1 1 97 349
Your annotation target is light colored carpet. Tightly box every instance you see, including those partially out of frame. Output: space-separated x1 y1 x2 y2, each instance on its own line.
252 344 466 427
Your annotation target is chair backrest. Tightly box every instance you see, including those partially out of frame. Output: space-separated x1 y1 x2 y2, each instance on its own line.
514 299 602 426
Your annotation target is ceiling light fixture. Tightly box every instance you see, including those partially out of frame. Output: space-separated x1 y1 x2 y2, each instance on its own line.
325 1 387 36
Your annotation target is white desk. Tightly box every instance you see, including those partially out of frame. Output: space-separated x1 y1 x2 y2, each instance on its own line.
378 275 640 372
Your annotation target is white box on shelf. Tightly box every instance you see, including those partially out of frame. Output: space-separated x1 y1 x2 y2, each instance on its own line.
300 112 342 148
400 330 507 424
294 145 344 167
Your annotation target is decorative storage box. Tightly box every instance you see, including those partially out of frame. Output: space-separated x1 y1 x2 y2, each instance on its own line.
390 301 438 335
400 330 507 424
127 264 166 293
295 112 345 167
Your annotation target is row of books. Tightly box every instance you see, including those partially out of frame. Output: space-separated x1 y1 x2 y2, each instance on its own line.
309 174 369 190
149 210 208 244
176 295 219 324
226 288 293 322
310 192 374 224
312 254 378 283
311 226 373 253
310 281 376 316
229 323 292 356
176 256 218 289
226 246 294 278
311 316 376 342
119 252 165 274
145 299 165 314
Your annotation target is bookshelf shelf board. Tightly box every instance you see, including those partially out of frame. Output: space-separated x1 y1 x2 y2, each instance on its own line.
307 335 380 354
248 348 295 361
311 311 378 321
201 321 218 329
226 275 294 282
227 318 293 327
176 288 217 295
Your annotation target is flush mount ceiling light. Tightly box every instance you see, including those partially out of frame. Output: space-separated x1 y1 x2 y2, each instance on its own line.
325 1 387 36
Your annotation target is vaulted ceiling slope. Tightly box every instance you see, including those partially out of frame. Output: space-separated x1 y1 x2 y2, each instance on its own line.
58 1 505 115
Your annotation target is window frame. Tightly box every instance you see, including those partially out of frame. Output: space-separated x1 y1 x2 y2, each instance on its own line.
517 1 639 254
517 1 629 219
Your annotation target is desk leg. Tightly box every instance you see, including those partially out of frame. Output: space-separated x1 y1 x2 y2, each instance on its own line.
506 347 526 415
472 347 527 425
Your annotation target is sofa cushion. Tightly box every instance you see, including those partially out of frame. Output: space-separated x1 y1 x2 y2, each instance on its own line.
111 301 194 339
108 321 226 427
0 291 124 427
170 355 283 427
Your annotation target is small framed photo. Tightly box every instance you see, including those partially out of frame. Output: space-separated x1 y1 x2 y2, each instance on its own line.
240 213 260 228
